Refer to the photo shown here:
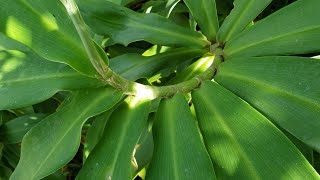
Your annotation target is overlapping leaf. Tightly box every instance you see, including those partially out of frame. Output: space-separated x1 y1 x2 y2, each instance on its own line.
217 0 273 42
77 97 150 180
10 88 123 180
0 114 47 144
192 81 319 179
0 50 103 110
76 0 209 47
224 0 320 58
183 0 219 41
215 56 320 151
0 0 97 76
110 48 206 80
146 93 216 179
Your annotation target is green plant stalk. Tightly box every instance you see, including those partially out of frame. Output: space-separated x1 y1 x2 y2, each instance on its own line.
61 0 221 99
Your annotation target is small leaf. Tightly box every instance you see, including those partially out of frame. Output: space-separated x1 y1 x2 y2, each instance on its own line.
192 81 319 179
11 88 123 180
0 0 98 76
0 114 47 144
217 0 272 42
77 96 150 180
224 0 320 58
0 50 103 110
76 0 210 48
146 93 217 180
215 56 320 151
183 0 219 41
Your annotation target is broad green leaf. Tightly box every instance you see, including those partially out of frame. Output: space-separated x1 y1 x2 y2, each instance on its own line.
0 114 47 144
0 143 3 158
192 81 319 179
146 93 216 180
77 96 150 180
183 0 219 41
0 50 103 110
0 0 97 76
11 88 123 180
215 56 320 151
217 0 272 42
224 0 320 58
0 33 29 52
83 110 113 162
110 48 206 80
76 0 210 48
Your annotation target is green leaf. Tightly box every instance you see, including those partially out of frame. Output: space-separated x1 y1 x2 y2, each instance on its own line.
217 0 272 42
110 48 206 80
146 93 216 180
77 96 150 180
11 87 123 180
0 0 97 76
167 54 214 84
83 110 113 162
0 114 47 144
183 0 219 41
224 0 320 58
215 56 320 151
76 0 210 48
3 144 20 168
192 81 319 179
0 50 103 110
0 163 12 179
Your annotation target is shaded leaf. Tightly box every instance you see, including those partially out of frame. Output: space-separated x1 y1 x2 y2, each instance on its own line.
76 0 210 47
110 48 206 80
192 81 319 179
0 0 97 76
77 96 150 180
146 93 216 180
0 114 47 144
217 0 272 42
215 56 320 151
3 144 20 168
224 0 320 58
183 0 219 41
11 88 123 180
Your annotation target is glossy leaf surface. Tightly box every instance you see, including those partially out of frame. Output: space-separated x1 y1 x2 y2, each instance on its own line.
215 56 320 151
183 0 219 40
0 50 103 110
76 0 209 47
192 81 319 179
224 0 320 58
0 0 97 76
77 97 150 180
217 0 272 42
146 93 216 180
11 88 123 180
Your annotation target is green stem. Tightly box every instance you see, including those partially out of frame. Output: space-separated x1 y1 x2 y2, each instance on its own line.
61 0 221 100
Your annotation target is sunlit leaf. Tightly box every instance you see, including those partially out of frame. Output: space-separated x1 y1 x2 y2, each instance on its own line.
11 88 123 180
215 56 320 151
146 93 216 179
192 81 319 179
0 0 97 76
0 50 103 110
224 0 320 58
